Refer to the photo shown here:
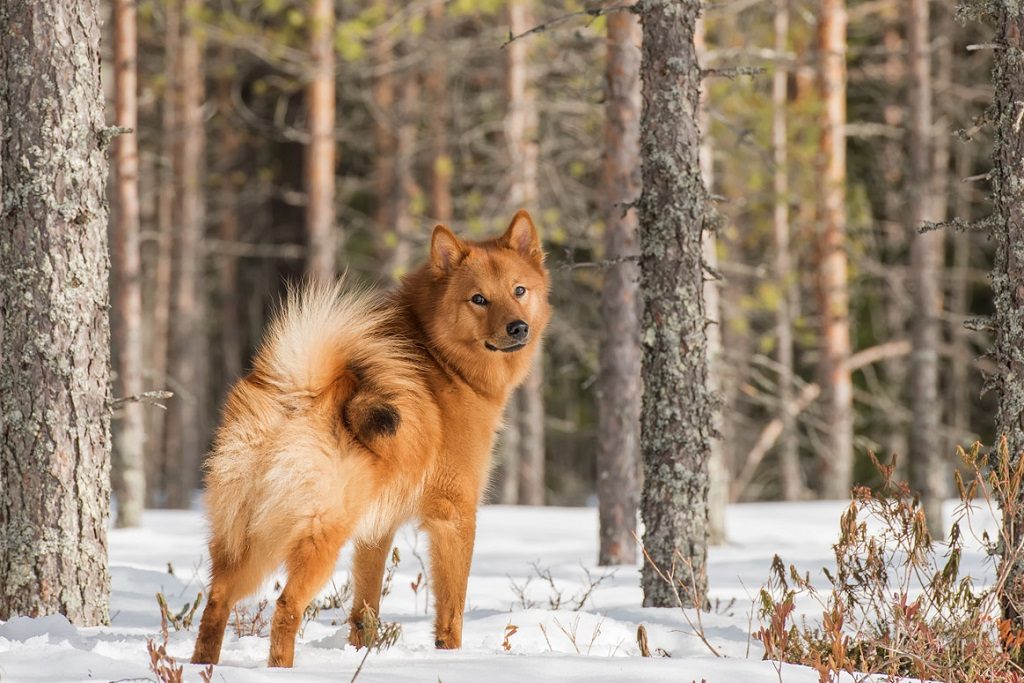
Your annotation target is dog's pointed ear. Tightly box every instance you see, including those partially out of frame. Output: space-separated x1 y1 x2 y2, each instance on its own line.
499 209 544 264
430 224 466 275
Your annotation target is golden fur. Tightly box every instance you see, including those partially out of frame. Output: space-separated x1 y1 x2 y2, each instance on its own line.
191 210 551 667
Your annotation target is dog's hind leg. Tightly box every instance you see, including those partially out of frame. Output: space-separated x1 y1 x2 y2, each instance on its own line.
268 518 348 668
347 529 397 648
192 544 270 664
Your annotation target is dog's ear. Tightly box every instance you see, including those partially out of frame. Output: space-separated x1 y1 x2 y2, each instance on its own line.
499 209 544 264
430 224 466 275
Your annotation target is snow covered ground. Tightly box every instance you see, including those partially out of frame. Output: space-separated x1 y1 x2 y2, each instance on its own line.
0 500 998 682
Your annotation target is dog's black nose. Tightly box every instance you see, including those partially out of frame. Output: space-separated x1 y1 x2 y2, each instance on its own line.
507 320 529 341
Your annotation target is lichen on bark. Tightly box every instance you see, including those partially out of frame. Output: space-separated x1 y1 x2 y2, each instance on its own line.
0 0 112 626
636 0 713 608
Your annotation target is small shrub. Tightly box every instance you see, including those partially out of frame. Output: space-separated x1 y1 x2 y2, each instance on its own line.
156 591 202 631
231 598 269 638
755 443 1024 683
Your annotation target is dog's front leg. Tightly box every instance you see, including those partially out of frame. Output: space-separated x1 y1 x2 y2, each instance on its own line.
423 493 477 649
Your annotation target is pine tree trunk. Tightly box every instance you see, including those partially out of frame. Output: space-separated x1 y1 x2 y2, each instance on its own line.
111 0 146 527
0 0 112 624
638 0 712 608
163 0 208 509
816 0 854 500
388 62 420 278
147 0 179 507
985 1 1024 631
694 16 728 545
597 3 642 565
503 0 545 506
426 0 453 224
215 54 244 386
906 0 946 537
305 0 336 280
774 0 802 502
373 0 396 254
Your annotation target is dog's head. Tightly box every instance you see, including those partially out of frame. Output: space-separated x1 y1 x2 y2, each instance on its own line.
428 209 551 360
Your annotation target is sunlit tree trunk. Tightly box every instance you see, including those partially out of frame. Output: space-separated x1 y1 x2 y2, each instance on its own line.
502 0 545 506
774 0 801 502
146 0 179 507
388 61 420 278
0 0 111 625
163 0 208 509
597 2 642 566
305 0 336 280
694 17 727 544
638 0 712 608
906 0 947 537
426 0 453 224
111 0 146 527
815 0 853 500
373 1 396 248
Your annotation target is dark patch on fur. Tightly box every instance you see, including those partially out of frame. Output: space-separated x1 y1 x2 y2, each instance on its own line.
361 404 400 439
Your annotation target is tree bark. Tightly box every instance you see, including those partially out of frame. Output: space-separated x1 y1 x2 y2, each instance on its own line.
388 62 420 279
502 0 545 506
111 0 146 527
0 0 112 624
373 1 397 250
774 0 801 502
426 0 453 224
906 0 947 537
597 2 642 566
146 0 179 507
695 16 728 546
815 0 854 500
638 0 712 608
983 1 1024 631
163 0 208 509
305 0 336 280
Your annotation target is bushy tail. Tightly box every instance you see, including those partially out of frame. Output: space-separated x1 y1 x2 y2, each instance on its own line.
250 279 405 399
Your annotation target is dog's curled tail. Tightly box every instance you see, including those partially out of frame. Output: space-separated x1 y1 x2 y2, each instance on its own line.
250 279 408 401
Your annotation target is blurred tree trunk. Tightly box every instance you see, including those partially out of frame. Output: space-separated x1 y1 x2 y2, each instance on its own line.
215 52 244 386
305 0 336 280
111 0 146 527
373 2 396 248
638 0 712 608
163 0 208 509
426 0 453 224
774 0 801 502
502 0 545 506
0 0 111 624
906 0 947 537
815 0 854 500
880 7 909 471
597 3 642 566
388 61 420 278
985 1 1024 633
146 0 179 507
694 17 727 544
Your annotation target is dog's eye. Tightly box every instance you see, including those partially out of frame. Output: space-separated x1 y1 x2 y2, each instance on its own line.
514 285 526 298
470 293 488 306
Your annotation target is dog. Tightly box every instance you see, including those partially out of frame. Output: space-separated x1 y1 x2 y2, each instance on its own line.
190 209 551 667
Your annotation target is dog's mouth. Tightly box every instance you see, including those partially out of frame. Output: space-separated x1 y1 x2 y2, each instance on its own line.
485 341 527 353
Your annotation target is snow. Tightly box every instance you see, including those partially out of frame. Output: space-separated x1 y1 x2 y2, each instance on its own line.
0 500 995 682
